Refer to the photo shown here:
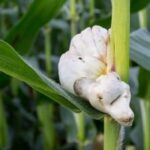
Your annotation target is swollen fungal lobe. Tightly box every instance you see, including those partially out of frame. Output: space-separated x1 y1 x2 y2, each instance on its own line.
58 25 134 126
59 26 107 94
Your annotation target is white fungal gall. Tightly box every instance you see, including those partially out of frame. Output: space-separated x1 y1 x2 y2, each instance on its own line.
58 25 134 126
88 72 134 126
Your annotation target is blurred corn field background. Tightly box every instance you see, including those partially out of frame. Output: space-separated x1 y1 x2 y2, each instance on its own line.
0 0 150 150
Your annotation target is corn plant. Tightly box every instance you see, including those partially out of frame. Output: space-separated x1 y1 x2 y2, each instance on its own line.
0 0 150 150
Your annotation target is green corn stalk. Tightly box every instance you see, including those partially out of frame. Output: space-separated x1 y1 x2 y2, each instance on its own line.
139 8 148 28
37 102 55 150
140 100 150 150
0 92 8 149
104 0 130 150
36 25 55 150
70 0 85 149
70 0 77 37
89 0 95 25
44 25 52 76
138 9 150 150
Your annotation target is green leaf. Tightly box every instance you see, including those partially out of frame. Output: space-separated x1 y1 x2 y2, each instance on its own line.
0 73 10 89
130 29 150 71
0 40 103 119
92 0 145 29
130 29 150 100
5 0 67 54
138 68 150 100
131 0 150 13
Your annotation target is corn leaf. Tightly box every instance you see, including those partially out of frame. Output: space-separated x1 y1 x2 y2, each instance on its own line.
130 29 150 71
0 40 104 119
138 68 150 100
131 0 150 13
130 29 150 100
5 0 67 54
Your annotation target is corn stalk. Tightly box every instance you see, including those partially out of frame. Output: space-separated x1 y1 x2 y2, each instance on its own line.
36 25 55 150
140 100 150 150
139 8 148 28
104 0 130 150
0 92 8 149
89 0 95 25
70 0 85 149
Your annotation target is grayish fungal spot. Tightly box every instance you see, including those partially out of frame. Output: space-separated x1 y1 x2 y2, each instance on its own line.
78 57 85 63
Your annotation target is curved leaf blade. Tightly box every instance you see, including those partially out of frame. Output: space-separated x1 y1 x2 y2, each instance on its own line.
130 29 150 71
138 68 150 100
0 40 104 119
5 0 67 54
131 0 150 13
130 29 150 101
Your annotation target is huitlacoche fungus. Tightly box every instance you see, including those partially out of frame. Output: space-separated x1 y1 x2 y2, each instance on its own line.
58 25 134 126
